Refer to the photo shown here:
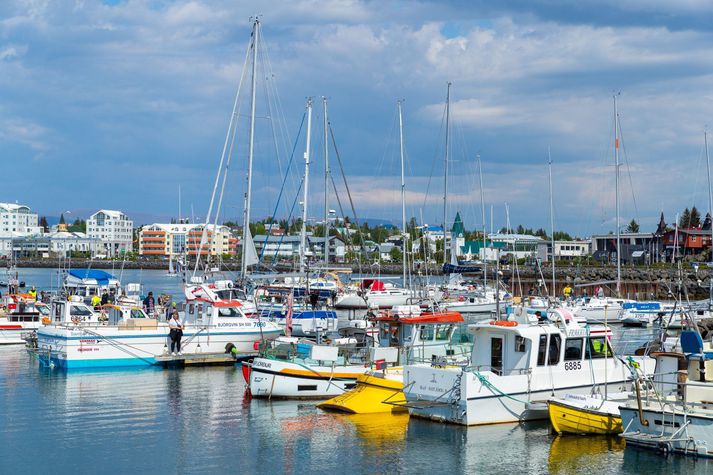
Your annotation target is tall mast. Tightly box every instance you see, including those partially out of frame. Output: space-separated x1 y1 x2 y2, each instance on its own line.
443 82 452 265
705 130 712 305
241 18 260 277
548 148 556 297
323 97 330 267
478 154 487 286
613 93 621 296
300 98 313 274
398 100 407 287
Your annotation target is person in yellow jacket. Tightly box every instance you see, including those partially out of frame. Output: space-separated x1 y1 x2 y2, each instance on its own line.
28 287 37 300
563 284 573 300
91 294 101 309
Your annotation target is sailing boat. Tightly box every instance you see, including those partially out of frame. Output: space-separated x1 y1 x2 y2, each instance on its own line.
566 95 635 323
547 96 641 435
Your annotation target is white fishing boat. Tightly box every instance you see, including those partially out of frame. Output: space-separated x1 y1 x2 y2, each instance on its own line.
184 279 257 317
35 291 280 369
243 310 468 399
335 279 417 309
64 269 121 299
617 301 667 326
567 296 634 323
0 293 44 344
401 308 653 426
619 332 713 457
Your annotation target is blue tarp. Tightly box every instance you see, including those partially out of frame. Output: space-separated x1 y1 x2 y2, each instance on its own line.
68 269 116 285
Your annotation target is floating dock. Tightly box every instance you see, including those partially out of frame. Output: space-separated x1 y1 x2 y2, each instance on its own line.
154 352 256 368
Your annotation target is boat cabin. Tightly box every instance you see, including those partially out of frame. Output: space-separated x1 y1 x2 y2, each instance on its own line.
64 269 121 298
375 311 469 363
184 299 250 326
49 297 101 324
469 313 613 376
2 294 41 323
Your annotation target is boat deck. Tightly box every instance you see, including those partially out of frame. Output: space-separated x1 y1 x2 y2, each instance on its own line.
155 352 256 368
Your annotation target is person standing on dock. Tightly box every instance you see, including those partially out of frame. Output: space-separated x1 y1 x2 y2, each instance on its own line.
143 291 155 318
168 310 184 356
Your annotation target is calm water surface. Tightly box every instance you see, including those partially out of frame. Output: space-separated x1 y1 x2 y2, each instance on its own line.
0 268 711 474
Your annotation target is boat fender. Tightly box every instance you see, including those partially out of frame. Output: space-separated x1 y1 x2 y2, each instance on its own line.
41 317 51 325
489 321 518 327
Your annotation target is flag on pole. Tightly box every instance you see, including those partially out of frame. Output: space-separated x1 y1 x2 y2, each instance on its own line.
285 291 294 337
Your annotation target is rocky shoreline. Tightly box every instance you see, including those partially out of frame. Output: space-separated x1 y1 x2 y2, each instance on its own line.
2 259 709 299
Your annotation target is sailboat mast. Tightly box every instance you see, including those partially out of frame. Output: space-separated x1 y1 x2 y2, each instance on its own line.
548 149 556 297
323 97 330 267
398 100 407 287
478 154 487 286
241 18 260 277
300 98 313 274
443 82 451 265
613 94 621 296
705 130 712 305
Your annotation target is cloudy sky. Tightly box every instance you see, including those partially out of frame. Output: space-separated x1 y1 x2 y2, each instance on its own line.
2 0 713 236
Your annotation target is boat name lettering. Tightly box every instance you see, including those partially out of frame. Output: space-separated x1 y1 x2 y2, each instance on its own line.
564 361 582 371
566 329 587 337
253 361 272 369
79 339 97 344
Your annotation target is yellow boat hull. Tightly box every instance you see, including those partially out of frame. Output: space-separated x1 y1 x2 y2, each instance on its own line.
548 399 622 435
318 373 407 414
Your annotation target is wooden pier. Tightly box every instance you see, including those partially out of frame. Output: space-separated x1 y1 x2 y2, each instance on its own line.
154 352 256 368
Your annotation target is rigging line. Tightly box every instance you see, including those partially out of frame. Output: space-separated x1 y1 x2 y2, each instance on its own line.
329 124 367 270
421 94 449 213
258 45 285 184
268 178 305 272
193 27 252 278
261 36 301 212
258 112 307 263
615 118 640 223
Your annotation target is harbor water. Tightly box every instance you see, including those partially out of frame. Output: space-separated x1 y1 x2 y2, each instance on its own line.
1 268 711 474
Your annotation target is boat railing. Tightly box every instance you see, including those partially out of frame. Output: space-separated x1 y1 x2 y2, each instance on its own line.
460 364 532 376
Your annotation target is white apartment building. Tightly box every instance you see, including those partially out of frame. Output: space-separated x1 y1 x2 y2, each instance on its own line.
87 210 134 257
0 202 40 234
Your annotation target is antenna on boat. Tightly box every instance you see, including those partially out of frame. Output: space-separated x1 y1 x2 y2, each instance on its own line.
443 82 451 266
323 97 330 267
398 100 408 290
299 97 313 274
613 92 622 297
477 154 487 287
548 148 556 298
704 129 712 308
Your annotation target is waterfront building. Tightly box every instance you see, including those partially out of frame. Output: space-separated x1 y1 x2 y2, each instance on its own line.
87 210 133 257
138 223 237 258
590 232 658 264
0 202 40 234
661 227 712 258
549 240 591 261
486 233 547 261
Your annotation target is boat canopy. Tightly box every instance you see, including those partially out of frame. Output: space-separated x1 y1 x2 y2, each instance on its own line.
67 269 117 285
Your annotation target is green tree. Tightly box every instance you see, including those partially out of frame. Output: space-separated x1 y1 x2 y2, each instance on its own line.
679 208 691 228
626 219 640 233
690 206 701 228
39 216 49 232
389 246 403 263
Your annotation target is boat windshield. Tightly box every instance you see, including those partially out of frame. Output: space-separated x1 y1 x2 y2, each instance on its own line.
217 306 241 318
70 305 94 317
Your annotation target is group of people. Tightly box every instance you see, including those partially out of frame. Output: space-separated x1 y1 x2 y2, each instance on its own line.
90 289 117 309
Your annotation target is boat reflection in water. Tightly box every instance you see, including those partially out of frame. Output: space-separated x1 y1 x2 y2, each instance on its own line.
548 435 624 474
340 412 410 447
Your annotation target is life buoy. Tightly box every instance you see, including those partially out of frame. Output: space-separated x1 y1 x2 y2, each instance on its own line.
489 320 518 327
71 316 81 325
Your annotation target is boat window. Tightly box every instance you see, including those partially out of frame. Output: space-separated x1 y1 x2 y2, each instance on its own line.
435 325 451 341
419 325 434 341
188 304 195 315
548 334 561 365
586 337 612 359
514 335 526 353
54 304 63 320
564 338 583 361
130 309 146 319
217 306 240 317
491 337 503 375
537 334 548 366
70 305 93 317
